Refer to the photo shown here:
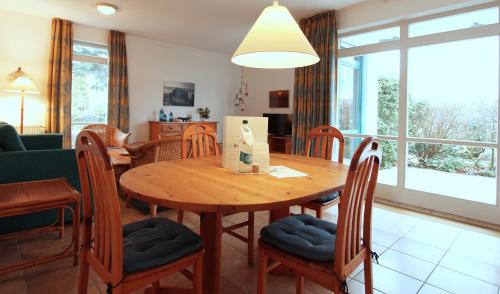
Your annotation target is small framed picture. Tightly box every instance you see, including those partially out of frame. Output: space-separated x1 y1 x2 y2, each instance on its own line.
269 90 289 108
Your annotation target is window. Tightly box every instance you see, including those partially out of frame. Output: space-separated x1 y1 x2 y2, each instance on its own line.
71 41 109 146
337 50 400 185
336 4 500 210
339 27 400 49
409 7 499 37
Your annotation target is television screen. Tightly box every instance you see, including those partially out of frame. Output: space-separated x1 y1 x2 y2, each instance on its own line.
263 113 292 136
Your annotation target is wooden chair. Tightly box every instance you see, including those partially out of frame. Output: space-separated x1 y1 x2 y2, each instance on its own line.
83 124 131 148
124 136 182 217
178 124 256 266
76 130 203 294
300 125 345 219
257 137 381 294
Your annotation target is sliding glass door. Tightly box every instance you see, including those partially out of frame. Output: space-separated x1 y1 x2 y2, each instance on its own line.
406 37 498 205
336 4 500 225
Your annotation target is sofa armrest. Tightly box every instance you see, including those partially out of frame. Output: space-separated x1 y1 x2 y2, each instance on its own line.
0 149 79 190
20 134 63 150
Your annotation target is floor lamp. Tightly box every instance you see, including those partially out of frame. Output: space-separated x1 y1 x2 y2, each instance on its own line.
5 67 39 134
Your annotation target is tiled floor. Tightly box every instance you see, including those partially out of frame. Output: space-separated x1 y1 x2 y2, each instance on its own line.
0 201 499 294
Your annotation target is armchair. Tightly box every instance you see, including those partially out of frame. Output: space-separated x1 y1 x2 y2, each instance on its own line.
83 124 131 148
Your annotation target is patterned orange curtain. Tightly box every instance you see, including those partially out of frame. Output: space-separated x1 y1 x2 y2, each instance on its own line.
292 11 336 155
47 18 73 148
108 30 130 132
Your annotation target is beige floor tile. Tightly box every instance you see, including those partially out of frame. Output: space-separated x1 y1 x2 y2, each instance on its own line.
24 259 80 294
418 284 452 294
449 230 500 267
346 279 384 294
0 273 28 294
404 222 460 250
372 207 389 219
379 211 422 226
427 266 498 294
355 263 423 294
373 216 416 236
391 237 446 264
266 275 315 294
220 278 246 294
440 251 500 286
0 239 20 265
349 263 365 279
372 227 402 247
372 243 388 255
348 244 387 279
378 249 435 281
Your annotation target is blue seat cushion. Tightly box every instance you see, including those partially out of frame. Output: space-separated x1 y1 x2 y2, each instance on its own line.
260 214 337 262
123 217 202 273
314 191 340 203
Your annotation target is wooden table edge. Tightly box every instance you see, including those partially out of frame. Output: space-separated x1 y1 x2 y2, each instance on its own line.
119 182 344 214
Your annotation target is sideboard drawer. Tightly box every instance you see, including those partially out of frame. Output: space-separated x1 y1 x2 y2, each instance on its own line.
161 124 183 132
149 121 218 141
162 131 182 137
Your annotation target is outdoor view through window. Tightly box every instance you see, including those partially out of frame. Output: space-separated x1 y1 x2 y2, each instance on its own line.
71 42 109 146
337 6 499 205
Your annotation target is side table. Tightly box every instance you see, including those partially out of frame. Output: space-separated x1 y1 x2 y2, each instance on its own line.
0 178 80 275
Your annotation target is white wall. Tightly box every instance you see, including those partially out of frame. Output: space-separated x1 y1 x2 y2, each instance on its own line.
127 34 239 142
231 68 295 117
0 9 240 142
0 10 50 127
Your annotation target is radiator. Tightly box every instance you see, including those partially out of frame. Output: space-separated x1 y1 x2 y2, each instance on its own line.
15 125 47 134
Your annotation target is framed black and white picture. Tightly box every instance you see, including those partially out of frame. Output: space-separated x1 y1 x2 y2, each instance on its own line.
163 81 195 107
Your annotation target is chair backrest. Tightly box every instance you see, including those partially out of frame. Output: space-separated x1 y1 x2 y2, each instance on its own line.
305 125 344 162
83 124 130 148
125 136 182 168
181 124 219 159
333 137 382 277
75 130 123 284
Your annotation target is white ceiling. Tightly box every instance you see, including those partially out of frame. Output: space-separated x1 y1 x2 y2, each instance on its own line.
0 0 363 54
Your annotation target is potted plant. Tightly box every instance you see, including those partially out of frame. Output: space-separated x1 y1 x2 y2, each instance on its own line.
196 107 210 121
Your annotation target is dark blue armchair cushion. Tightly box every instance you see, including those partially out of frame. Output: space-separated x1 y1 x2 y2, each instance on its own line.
0 123 26 151
260 214 337 262
123 217 202 273
314 191 340 203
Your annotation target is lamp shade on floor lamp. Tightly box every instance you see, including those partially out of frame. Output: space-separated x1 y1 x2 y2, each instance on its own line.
5 67 39 134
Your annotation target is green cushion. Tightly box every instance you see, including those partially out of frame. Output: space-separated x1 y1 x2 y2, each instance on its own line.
20 134 63 150
0 124 26 151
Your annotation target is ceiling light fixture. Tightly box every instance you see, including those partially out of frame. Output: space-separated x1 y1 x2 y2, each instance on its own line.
97 3 117 15
231 1 319 69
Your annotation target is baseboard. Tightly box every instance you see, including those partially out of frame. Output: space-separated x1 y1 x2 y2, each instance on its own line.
374 198 500 232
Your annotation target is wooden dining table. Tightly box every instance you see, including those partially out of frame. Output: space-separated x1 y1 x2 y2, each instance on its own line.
119 153 349 294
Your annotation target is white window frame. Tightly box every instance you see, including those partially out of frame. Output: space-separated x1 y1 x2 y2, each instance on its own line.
336 2 500 226
73 41 108 65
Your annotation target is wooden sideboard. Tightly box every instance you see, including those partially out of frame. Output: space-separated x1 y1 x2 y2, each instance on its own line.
148 121 218 141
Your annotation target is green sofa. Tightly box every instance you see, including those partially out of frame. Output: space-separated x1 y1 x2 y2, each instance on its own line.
0 122 80 234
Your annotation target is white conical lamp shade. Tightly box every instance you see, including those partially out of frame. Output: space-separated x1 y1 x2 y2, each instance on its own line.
232 1 319 69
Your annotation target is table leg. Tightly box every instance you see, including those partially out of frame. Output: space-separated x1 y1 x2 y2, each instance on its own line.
58 207 64 239
73 202 80 266
269 207 290 223
200 211 223 294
